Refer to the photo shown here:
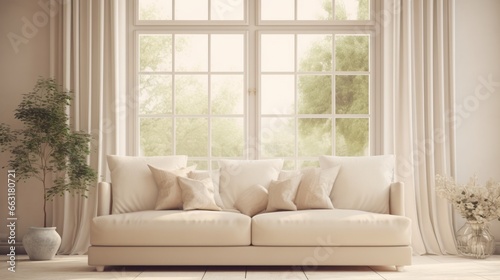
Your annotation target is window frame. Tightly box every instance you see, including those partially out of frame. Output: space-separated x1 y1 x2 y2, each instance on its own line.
257 0 375 25
128 0 383 169
257 30 376 168
134 0 249 25
133 30 249 169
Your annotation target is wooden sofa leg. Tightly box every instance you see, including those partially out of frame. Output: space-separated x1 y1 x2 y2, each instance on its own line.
96 266 105 272
396 265 405 272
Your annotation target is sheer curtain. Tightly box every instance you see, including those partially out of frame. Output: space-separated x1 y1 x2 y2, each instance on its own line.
48 0 126 254
383 0 457 255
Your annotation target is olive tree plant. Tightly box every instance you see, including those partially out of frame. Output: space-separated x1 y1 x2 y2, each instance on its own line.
0 78 96 227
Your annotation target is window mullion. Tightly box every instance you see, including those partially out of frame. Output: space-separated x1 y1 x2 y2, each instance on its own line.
208 34 212 168
172 34 176 155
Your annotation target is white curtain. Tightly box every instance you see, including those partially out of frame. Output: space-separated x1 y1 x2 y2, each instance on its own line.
48 0 126 254
383 0 457 255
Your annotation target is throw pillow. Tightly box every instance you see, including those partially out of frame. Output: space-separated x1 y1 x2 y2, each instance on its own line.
294 166 340 210
188 169 224 209
319 155 394 214
177 177 221 211
107 155 187 214
218 159 283 210
234 184 268 217
148 165 196 210
266 175 302 212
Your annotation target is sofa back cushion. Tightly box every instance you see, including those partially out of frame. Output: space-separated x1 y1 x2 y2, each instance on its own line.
319 155 394 214
219 159 283 210
107 155 188 214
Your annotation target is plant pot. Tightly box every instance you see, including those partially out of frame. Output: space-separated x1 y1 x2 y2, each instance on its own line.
456 221 495 259
22 227 61 260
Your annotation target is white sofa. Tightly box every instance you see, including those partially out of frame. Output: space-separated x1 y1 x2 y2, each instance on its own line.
88 155 412 271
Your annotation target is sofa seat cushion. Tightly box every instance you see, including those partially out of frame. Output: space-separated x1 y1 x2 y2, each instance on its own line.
91 210 251 246
252 209 411 246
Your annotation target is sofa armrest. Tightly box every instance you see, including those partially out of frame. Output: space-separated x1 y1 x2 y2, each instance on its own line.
390 182 405 216
97 182 112 216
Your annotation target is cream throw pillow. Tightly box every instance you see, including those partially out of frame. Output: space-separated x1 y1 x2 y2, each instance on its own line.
234 184 268 216
148 165 196 210
294 167 340 210
188 170 224 209
219 159 283 210
319 155 394 214
177 177 221 211
107 155 187 214
266 175 302 212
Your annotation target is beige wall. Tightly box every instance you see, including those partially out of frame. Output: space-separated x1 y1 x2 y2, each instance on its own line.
455 0 500 252
0 0 50 243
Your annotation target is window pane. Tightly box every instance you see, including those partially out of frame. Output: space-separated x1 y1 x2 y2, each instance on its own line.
261 75 295 115
139 74 172 115
211 0 245 20
261 34 294 72
212 118 244 157
175 34 208 72
298 34 332 72
298 118 332 156
140 118 172 156
261 117 295 157
298 160 320 168
298 75 332 114
175 0 208 20
261 0 294 20
211 34 244 72
335 0 370 20
336 118 369 156
175 75 208 115
282 160 296 170
211 75 244 115
297 0 331 20
176 118 208 156
335 75 368 114
335 35 369 71
140 35 172 72
139 0 172 20
188 160 209 170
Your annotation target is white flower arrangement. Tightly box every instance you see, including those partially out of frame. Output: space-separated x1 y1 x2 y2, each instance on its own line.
435 174 500 224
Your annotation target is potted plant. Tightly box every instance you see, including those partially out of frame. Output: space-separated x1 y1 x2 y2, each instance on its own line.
0 77 96 260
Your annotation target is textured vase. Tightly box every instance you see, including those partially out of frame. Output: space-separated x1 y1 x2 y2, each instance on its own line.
22 227 61 260
456 221 495 259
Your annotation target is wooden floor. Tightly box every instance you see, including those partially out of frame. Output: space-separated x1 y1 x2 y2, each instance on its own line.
1 254 500 279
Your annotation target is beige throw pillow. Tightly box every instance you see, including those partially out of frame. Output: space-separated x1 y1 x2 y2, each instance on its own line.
266 175 302 212
188 170 224 209
294 166 340 210
234 184 268 217
177 177 221 211
148 165 196 210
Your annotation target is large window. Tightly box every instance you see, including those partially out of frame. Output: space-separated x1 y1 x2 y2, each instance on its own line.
131 0 377 170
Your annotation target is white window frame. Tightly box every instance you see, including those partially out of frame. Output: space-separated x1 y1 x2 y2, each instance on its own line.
128 0 382 168
257 0 375 25
257 30 376 168
133 30 249 169
134 0 249 25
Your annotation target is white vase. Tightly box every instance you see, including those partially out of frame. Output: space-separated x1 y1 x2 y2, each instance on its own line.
22 227 61 260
